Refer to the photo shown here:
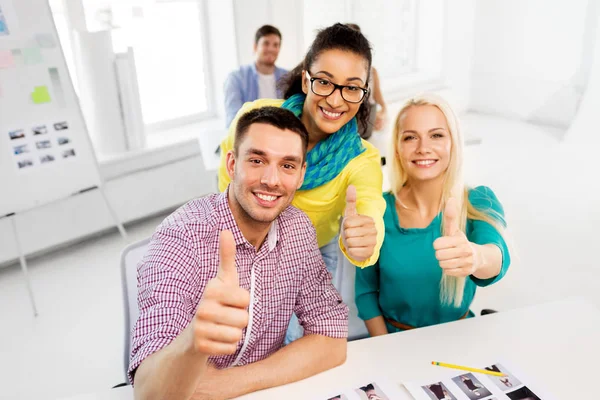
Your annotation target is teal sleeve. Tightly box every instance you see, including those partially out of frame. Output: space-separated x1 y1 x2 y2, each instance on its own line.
467 186 511 287
355 260 383 320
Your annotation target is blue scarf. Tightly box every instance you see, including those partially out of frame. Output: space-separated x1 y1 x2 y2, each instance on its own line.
281 93 365 190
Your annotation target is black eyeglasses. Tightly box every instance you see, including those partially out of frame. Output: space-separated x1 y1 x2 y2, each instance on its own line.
305 71 368 103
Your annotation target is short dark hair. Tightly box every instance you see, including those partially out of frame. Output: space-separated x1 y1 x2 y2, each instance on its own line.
255 25 282 44
234 107 308 161
279 23 372 130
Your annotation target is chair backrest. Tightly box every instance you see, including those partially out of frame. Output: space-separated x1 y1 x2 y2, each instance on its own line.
120 237 151 380
335 247 369 341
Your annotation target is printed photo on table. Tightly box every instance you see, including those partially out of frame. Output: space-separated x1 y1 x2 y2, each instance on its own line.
506 386 541 400
36 140 52 149
53 121 68 130
33 125 48 135
451 373 493 399
484 364 522 391
62 148 75 158
57 137 70 145
422 381 457 400
18 159 33 169
40 154 55 163
355 382 390 400
9 129 25 140
14 144 30 155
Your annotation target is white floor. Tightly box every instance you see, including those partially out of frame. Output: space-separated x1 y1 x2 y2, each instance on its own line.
1 112 599 400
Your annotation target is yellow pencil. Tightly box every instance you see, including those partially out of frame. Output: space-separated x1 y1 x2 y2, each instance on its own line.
431 361 506 377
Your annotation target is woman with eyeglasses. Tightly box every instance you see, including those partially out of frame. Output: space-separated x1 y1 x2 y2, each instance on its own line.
218 23 385 342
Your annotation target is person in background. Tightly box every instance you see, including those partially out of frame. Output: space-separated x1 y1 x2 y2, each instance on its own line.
218 23 386 344
355 93 510 336
346 23 388 139
223 25 288 127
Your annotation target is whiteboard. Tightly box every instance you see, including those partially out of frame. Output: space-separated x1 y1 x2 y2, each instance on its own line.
0 0 102 216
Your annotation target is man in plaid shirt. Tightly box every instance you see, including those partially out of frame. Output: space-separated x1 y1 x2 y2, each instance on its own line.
130 107 349 399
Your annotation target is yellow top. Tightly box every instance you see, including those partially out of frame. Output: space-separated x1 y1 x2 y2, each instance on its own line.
217 98 386 268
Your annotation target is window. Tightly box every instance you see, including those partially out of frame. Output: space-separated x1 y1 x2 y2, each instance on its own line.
48 0 79 93
110 1 212 128
352 0 417 78
50 0 214 133
303 0 445 95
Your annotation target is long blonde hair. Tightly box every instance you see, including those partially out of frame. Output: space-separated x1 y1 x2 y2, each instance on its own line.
390 93 506 307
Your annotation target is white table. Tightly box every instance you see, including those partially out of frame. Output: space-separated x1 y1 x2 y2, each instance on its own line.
62 297 599 399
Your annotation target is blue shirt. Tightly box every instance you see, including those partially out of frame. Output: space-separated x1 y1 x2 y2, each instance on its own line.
355 186 511 333
223 63 288 127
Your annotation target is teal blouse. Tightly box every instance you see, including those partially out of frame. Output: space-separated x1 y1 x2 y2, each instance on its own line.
355 186 510 333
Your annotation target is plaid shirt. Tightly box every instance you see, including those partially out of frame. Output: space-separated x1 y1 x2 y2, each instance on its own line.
128 191 348 383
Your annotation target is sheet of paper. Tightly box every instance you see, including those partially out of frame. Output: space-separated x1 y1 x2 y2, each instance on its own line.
0 49 14 68
23 47 43 65
31 86 51 104
403 360 554 400
316 378 406 400
35 33 57 48
0 5 10 36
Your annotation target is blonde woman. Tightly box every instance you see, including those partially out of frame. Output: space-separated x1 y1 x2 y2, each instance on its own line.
355 93 510 336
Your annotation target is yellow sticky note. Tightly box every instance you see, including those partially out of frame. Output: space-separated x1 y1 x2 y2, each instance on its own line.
31 86 51 104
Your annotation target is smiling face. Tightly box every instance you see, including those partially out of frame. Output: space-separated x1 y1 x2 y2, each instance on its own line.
254 33 281 66
226 122 306 226
396 105 452 183
300 49 369 140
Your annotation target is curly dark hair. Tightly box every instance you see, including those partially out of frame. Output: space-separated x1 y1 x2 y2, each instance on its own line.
278 23 372 130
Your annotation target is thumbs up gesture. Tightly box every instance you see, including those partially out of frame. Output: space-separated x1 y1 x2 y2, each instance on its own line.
341 185 377 262
433 198 479 277
191 230 250 355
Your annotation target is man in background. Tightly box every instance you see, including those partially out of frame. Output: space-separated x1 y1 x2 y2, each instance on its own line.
223 25 288 127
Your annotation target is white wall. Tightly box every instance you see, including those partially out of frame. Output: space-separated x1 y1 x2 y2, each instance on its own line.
206 0 238 119
469 0 593 128
441 0 476 113
565 2 600 146
233 0 304 71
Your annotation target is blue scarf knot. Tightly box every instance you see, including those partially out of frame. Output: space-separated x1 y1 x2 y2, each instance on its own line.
281 93 365 190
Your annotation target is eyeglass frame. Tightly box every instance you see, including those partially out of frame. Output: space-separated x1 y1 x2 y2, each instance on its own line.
304 71 369 103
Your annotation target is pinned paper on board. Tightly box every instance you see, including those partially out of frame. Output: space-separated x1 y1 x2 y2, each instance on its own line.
31 86 51 104
35 33 57 48
0 5 10 36
48 67 66 107
23 47 43 65
11 48 23 65
0 49 15 69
